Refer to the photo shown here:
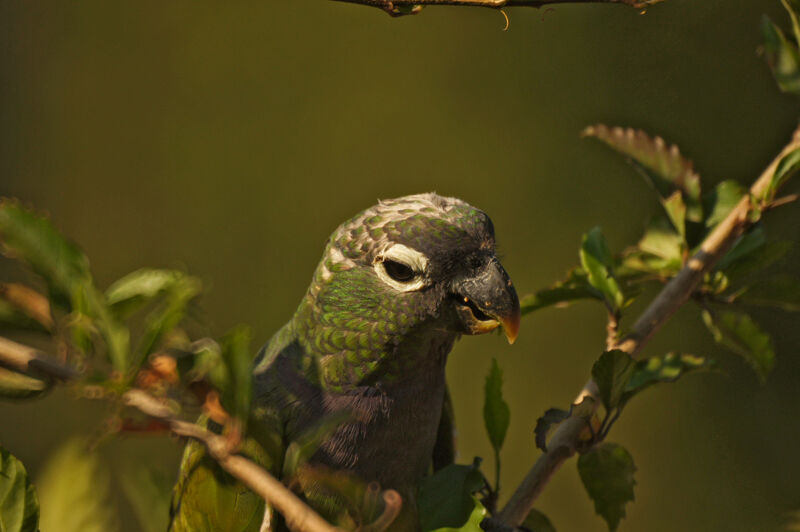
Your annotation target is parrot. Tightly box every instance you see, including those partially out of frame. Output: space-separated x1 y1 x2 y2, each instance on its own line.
169 193 521 532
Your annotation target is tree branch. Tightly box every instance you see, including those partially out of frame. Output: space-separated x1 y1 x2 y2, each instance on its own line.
331 0 662 17
0 336 342 532
496 124 800 527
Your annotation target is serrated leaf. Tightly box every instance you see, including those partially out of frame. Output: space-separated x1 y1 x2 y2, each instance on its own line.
762 14 800 96
702 310 775 382
119 465 171 532
703 180 746 229
283 411 352 479
0 446 39 532
522 509 557 532
769 146 800 199
737 274 800 311
580 228 624 311
621 353 714 404
37 439 119 532
0 367 49 399
418 459 486 532
520 268 602 315
578 442 636 532
583 125 703 222
591 350 636 411
483 358 510 454
219 325 254 429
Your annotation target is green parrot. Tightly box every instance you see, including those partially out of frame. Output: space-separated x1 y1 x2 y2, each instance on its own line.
169 193 520 531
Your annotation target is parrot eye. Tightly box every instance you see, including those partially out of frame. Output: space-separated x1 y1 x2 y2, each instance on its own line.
373 243 429 292
383 260 416 283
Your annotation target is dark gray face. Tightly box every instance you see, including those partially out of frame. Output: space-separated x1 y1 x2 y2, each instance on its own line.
315 192 520 343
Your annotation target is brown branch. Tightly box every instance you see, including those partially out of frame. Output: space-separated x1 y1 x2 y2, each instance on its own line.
0 335 78 381
331 0 662 17
123 390 343 532
0 336 343 532
496 124 800 527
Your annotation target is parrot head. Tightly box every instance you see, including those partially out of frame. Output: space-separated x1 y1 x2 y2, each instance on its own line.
292 193 520 391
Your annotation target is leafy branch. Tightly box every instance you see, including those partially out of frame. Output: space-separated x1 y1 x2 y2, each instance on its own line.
0 328 347 532
495 123 800 529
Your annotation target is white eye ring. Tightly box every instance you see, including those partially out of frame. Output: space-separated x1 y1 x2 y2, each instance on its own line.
373 244 429 292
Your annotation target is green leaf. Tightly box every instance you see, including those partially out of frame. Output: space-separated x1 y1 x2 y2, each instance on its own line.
37 439 119 532
130 273 202 370
737 274 800 311
591 350 636 411
219 325 254 429
534 396 596 453
534 408 570 452
661 191 687 241
769 146 800 199
522 509 557 532
282 411 352 479
622 217 683 276
721 240 791 284
520 268 603 315
580 227 624 311
784 0 800 41
577 442 637 532
716 225 767 272
0 201 130 371
703 180 745 229
0 367 49 399
418 459 486 532
483 358 510 454
0 446 39 532
762 14 800 96
0 200 91 308
428 498 487 532
702 310 775 382
119 465 171 532
106 268 200 319
583 125 703 222
621 353 714 404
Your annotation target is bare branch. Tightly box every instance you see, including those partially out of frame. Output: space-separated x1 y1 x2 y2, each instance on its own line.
331 0 662 17
496 124 800 527
0 335 78 381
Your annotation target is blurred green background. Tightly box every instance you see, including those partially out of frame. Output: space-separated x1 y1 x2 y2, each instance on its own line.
1 0 799 530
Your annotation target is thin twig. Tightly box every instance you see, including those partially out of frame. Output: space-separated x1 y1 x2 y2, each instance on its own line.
496 124 800 527
331 0 662 17
0 335 78 381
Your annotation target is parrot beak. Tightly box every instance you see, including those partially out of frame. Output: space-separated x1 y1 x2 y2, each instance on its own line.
452 257 521 344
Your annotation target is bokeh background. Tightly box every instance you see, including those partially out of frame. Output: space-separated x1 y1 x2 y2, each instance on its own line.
1 0 799 530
